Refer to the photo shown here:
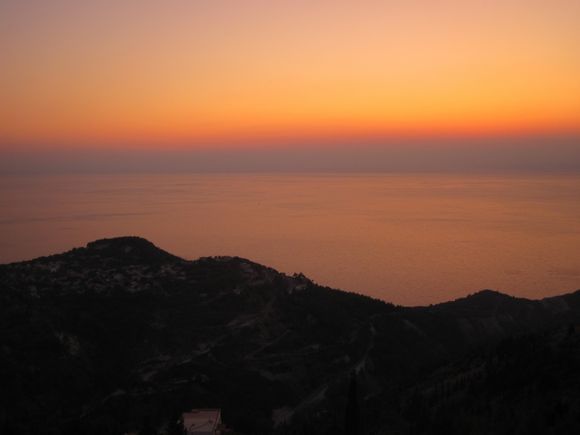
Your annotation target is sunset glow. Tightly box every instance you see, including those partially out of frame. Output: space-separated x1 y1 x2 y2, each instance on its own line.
1 0 579 150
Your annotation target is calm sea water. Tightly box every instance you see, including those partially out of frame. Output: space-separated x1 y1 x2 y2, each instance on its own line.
1 173 579 305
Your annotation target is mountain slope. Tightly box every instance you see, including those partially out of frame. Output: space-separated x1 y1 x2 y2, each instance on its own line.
1 237 579 434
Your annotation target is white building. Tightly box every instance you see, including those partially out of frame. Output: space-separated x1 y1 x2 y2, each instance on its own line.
182 409 222 435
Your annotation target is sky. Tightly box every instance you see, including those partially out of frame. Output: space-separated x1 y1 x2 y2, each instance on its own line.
1 0 579 170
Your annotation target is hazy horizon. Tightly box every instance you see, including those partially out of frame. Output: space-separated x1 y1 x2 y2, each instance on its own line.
2 135 579 175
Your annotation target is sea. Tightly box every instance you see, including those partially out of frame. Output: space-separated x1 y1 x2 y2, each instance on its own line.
1 172 579 306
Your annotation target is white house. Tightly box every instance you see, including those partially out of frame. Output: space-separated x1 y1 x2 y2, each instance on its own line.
182 409 222 435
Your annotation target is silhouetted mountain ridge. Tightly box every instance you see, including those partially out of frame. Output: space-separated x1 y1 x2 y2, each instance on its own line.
1 237 579 434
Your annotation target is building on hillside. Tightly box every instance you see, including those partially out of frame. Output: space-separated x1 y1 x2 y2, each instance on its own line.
182 409 222 435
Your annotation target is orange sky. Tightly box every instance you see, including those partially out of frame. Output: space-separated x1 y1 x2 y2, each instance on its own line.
1 0 579 150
